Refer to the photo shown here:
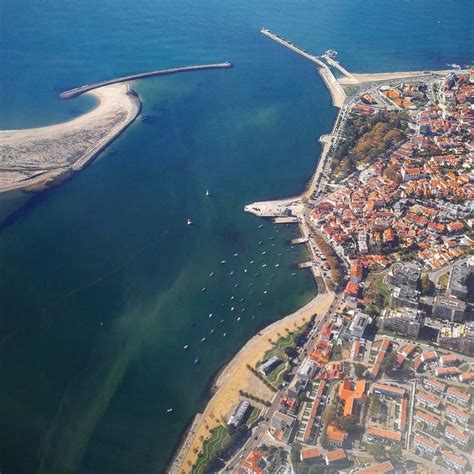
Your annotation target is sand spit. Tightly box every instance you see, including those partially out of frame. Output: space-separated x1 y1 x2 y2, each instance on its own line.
0 83 141 193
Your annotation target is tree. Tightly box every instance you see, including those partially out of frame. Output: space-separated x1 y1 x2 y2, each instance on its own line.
367 442 387 462
322 405 337 426
354 363 366 378
388 444 402 460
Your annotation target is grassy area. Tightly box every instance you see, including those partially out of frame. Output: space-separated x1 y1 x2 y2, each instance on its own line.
267 361 289 387
262 325 307 363
245 407 261 428
194 425 231 474
367 269 391 313
438 271 450 295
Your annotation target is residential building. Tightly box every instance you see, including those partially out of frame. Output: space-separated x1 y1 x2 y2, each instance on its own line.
438 322 474 355
270 411 296 443
297 358 317 380
372 383 406 398
324 449 347 466
445 425 470 447
447 257 473 299
432 295 466 322
446 387 470 406
381 307 424 338
299 448 321 462
386 262 420 287
422 377 446 394
443 449 468 471
327 424 347 447
414 409 441 430
459 372 474 383
258 356 283 375
355 461 394 474
435 366 460 378
390 285 419 310
417 389 441 409
228 400 250 427
349 311 371 338
439 353 459 366
338 380 367 417
414 433 439 455
366 426 401 444
446 404 470 425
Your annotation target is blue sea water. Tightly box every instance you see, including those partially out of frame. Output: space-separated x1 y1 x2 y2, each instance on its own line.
0 0 471 472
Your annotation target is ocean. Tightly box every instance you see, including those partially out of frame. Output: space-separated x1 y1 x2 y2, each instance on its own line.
0 0 471 472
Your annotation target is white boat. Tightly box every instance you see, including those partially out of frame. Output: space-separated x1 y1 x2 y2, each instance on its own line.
231 307 235 312
223 332 227 337
183 345 189 350
258 224 264 229
220 260 226 264
201 287 206 292
275 264 280 268
194 357 200 364
209 313 213 318
233 253 239 257
200 337 207 343
220 319 224 323
244 269 248 273
250 260 254 264
206 189 210 196
167 408 173 413
210 329 215 334
209 272 215 277
262 264 267 268
236 317 241 321
231 296 235 300
187 218 192 225
258 241 263 245
264 290 268 294
234 283 239 288
262 251 266 255
229 271 234 276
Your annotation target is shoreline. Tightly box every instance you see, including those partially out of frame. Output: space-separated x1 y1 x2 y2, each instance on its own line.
0 83 141 194
168 290 334 473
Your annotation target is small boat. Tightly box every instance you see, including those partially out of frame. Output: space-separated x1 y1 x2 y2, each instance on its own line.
209 272 215 277
201 287 206 292
167 408 173 413
262 264 267 268
258 224 264 229
234 283 239 288
231 296 235 300
223 333 227 337
200 337 207 343
251 315 255 319
258 241 263 245
264 290 268 294
220 260 226 264
254 272 260 277
271 244 275 247
262 251 266 255
250 260 254 264
239 298 244 302
233 253 239 257
210 329 215 334
275 264 280 268
183 345 189 350
278 253 282 256
269 236 274 240
187 218 192 225
209 313 213 318
229 271 234 276
244 269 248 273
248 282 254 287
291 272 296 276
194 357 200 364
220 319 224 323
258 302 262 306
241 308 246 312
206 189 210 196
236 317 241 321
231 307 235 311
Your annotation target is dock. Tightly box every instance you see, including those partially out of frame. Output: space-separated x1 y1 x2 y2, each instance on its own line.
273 216 300 224
260 28 346 108
298 261 314 269
59 62 233 99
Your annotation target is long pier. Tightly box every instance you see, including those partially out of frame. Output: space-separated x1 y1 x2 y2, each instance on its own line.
260 28 346 108
59 62 233 99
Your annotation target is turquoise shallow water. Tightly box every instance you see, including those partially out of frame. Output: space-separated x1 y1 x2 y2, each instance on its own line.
0 0 472 472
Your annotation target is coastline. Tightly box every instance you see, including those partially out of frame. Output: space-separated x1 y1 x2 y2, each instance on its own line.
169 290 334 473
0 83 141 194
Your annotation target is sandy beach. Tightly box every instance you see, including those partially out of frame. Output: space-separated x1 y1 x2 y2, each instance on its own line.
0 83 141 193
171 290 334 473
338 68 457 85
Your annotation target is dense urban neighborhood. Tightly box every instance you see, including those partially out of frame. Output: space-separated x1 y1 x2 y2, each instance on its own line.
191 69 473 473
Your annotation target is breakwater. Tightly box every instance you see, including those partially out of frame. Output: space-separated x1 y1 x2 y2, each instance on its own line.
59 62 233 99
260 29 346 108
